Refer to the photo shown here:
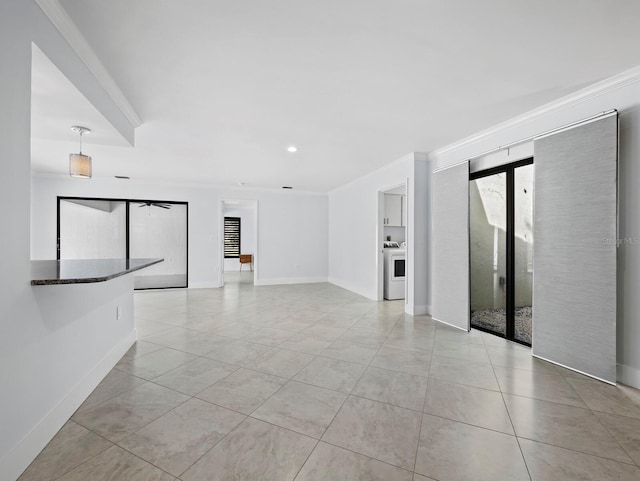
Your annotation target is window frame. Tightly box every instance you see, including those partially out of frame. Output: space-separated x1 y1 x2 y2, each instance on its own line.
224 216 241 258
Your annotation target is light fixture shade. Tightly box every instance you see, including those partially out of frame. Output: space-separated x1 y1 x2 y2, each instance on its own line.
69 153 92 178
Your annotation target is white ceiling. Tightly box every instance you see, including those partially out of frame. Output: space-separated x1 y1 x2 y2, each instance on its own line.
31 0 640 192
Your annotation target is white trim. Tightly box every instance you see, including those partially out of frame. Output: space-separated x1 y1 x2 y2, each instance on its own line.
254 276 328 286
532 353 616 385
432 317 469 331
617 363 640 390
33 0 142 128
328 277 376 301
430 66 640 161
533 110 617 141
0 330 136 481
218 200 226 287
376 191 385 301
433 159 470 174
188 281 223 289
464 110 616 165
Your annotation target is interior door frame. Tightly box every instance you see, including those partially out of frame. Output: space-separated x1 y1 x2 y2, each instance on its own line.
469 158 533 346
377 181 409 302
219 199 259 287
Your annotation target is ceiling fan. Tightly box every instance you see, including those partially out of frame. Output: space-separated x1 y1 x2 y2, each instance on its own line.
137 201 171 209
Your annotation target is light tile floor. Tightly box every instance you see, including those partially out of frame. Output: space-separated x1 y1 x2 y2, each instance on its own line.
19 283 640 481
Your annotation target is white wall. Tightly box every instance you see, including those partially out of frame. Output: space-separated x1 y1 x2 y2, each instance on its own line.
384 226 405 243
31 175 329 287
0 1 138 479
328 153 430 315
253 191 328 285
430 70 640 388
223 206 255 271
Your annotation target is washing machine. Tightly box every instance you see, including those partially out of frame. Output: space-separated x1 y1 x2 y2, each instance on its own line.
383 247 405 300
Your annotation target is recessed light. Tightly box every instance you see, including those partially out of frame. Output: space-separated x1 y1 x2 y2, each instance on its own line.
238 181 247 186
282 186 293 189
114 175 130 179
287 146 297 153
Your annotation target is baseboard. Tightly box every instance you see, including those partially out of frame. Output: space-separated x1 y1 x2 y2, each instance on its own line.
432 317 469 331
189 281 223 289
254 276 328 286
530 353 615 385
617 363 640 389
411 304 431 316
0 331 136 481
327 277 377 301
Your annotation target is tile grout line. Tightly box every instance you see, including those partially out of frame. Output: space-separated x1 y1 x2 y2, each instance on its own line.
561 368 619 422
290 439 321 481
487 340 534 481
588 410 640 468
294 304 404 472
513 435 640 467
491 353 639 467
291 307 414 477
157 411 250 479
52 290 640 480
412 320 437 478
40 423 115 481
315 310 420 474
134 303 355 478
56 419 179 481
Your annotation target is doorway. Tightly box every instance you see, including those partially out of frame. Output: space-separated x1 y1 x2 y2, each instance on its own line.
219 200 258 287
469 159 533 345
377 183 408 302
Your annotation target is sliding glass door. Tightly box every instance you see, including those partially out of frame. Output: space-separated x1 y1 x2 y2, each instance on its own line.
58 197 188 289
469 172 507 336
469 159 533 345
59 199 127 259
129 202 188 289
513 164 534 344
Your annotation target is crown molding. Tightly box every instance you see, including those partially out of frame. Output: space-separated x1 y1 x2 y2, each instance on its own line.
34 0 143 128
430 65 640 160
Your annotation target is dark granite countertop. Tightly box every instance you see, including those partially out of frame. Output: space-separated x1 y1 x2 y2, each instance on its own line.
31 258 164 285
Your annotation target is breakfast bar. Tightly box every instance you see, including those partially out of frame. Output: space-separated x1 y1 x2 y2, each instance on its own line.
31 258 163 285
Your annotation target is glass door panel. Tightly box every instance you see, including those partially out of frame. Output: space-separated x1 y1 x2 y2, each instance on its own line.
129 202 188 289
59 199 126 259
470 173 507 336
514 164 534 344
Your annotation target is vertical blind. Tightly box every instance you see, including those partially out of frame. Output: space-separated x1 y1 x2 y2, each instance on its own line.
224 217 241 258
432 161 470 331
532 113 618 383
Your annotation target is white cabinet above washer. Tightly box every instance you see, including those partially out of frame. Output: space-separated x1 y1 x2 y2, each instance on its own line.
384 194 405 226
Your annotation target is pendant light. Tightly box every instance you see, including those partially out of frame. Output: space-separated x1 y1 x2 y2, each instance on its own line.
69 126 92 179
